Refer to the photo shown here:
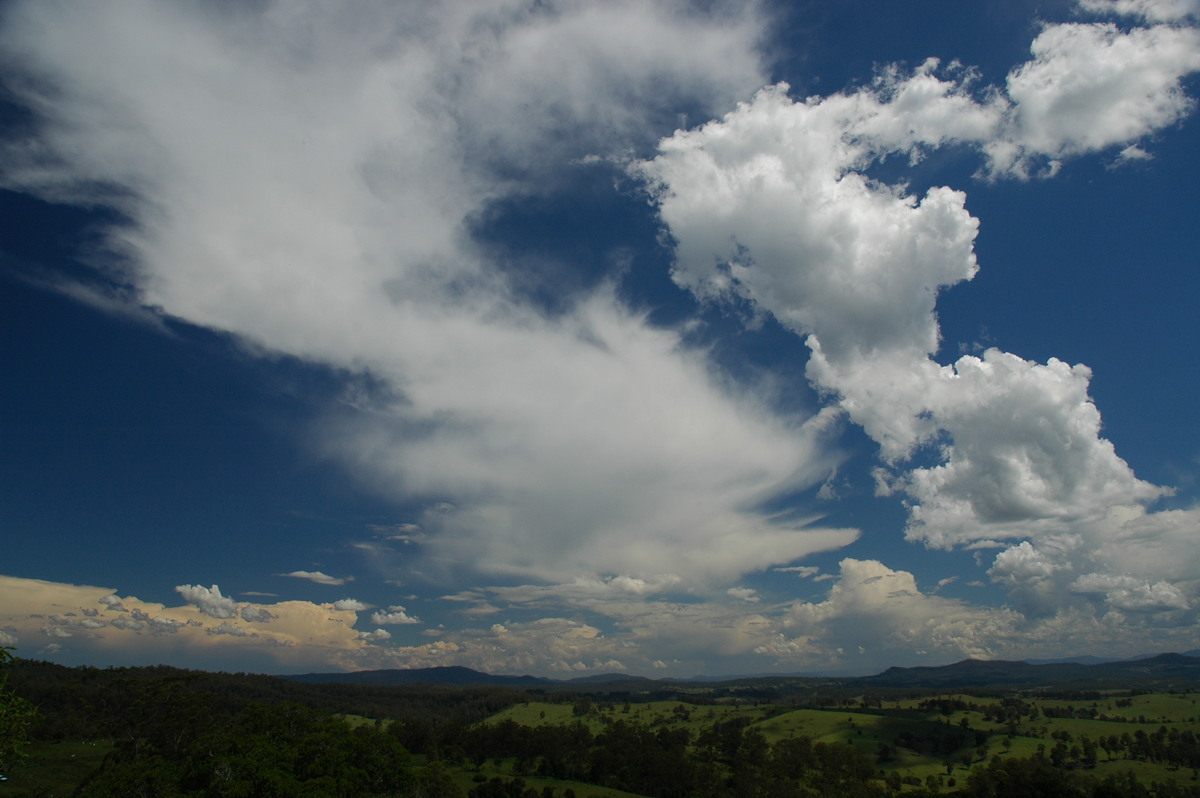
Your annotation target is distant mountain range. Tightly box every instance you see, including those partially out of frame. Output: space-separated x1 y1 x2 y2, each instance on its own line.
283 666 652 688
283 651 1200 691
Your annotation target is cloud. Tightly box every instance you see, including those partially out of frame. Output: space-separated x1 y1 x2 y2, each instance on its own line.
2 1 1198 676
370 607 421 625
207 622 250 638
1070 573 1191 612
240 606 275 624
992 21 1200 177
636 13 1197 629
175 584 239 619
0 575 388 671
339 617 632 675
110 617 143 632
761 559 1024 668
279 571 351 587
775 566 821 578
987 505 1200 618
0 0 864 590
359 629 392 642
1078 0 1200 21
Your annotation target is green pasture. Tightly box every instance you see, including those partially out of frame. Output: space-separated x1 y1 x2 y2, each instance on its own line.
483 693 1200 795
339 712 393 730
445 755 649 798
1 739 113 798
1085 692 1199 723
488 700 773 736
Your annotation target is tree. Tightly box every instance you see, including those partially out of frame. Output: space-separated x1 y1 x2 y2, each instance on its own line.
0 648 39 777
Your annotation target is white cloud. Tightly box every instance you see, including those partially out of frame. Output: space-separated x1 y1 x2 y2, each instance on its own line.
370 607 421 625
775 566 821 578
1071 573 1191 612
1078 0 1200 21
99 594 127 612
987 506 1200 618
339 617 632 675
359 629 392 642
332 599 369 612
175 584 239 619
636 78 988 371
279 571 351 586
636 17 1196 629
0 0 863 588
727 587 761 603
992 21 1200 177
762 559 1024 668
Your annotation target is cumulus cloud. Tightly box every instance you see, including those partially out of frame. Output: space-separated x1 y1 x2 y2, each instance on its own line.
0 575 398 671
175 584 239 619
146 616 184 636
987 505 1200 617
992 21 1200 177
280 571 351 586
339 617 632 675
240 606 275 624
637 10 1196 629
760 559 1024 668
110 617 143 632
207 622 250 637
332 599 369 612
370 607 421 625
1071 573 1191 612
359 629 392 642
1078 0 1200 21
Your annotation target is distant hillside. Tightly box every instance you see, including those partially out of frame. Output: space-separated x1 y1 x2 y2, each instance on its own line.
856 652 1200 689
565 672 652 684
281 652 1200 691
282 665 550 687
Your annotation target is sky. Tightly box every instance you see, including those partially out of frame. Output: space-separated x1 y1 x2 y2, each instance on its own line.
1 0 1199 678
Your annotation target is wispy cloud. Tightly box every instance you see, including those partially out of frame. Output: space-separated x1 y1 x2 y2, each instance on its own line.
279 571 352 587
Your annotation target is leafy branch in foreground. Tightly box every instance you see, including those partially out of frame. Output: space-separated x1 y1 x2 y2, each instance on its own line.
0 647 40 777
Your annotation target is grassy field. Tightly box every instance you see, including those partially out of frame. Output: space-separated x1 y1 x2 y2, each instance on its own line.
480 693 1200 795
446 761 650 798
489 699 776 737
2 740 113 798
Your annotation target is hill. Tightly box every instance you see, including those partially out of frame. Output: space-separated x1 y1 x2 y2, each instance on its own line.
279 652 1200 692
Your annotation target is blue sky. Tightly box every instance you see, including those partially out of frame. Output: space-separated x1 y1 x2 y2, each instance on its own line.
2 0 1198 677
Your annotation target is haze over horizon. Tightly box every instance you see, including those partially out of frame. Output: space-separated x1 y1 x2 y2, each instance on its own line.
3 0 1199 678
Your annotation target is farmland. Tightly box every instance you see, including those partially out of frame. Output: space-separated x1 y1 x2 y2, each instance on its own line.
5 656 1200 796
